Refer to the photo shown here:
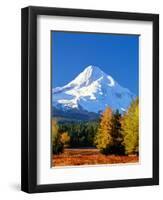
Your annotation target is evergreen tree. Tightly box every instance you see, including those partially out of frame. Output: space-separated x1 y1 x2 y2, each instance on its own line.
52 119 64 154
122 98 139 155
109 110 125 155
94 107 112 154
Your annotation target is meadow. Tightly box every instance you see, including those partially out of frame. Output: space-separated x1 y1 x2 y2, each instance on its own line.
52 148 139 167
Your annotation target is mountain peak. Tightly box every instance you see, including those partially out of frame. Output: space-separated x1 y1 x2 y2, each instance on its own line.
84 65 102 72
83 65 104 76
69 65 107 87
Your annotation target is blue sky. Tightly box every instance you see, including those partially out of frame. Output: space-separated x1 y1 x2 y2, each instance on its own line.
52 31 139 95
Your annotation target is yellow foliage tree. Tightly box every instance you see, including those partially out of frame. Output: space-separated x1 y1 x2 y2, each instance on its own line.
94 107 112 154
122 98 139 155
60 132 70 147
52 119 63 154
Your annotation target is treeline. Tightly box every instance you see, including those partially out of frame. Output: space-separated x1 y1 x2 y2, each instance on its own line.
52 98 139 156
52 120 98 154
58 121 98 147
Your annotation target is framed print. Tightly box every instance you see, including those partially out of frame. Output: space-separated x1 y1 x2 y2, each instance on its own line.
21 6 159 193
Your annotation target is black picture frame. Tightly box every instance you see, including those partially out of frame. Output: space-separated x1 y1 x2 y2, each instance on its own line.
21 6 159 193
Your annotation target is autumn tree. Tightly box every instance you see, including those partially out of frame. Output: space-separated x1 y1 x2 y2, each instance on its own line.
122 98 139 155
94 107 112 154
60 132 70 147
52 119 64 154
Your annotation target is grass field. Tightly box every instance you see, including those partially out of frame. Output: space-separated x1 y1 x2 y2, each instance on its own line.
52 148 139 167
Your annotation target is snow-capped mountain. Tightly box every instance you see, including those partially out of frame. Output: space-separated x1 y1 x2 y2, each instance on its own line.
52 65 135 114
